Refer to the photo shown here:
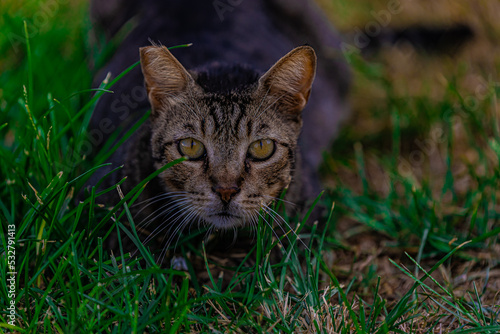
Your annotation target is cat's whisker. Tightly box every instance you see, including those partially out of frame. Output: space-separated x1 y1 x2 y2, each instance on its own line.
132 191 189 208
260 207 304 261
261 194 298 207
141 214 177 248
133 192 189 218
160 218 187 253
255 209 287 252
174 208 200 250
137 191 190 205
138 196 190 223
247 213 257 243
252 211 259 234
130 203 189 258
130 201 191 261
161 205 199 253
243 211 258 243
137 197 190 233
187 207 203 235
158 211 195 266
158 203 194 239
131 203 190 259
141 200 193 245
262 205 296 238
204 223 216 245
262 204 310 252
197 215 204 230
154 209 194 265
230 225 238 247
131 207 188 260
137 198 185 228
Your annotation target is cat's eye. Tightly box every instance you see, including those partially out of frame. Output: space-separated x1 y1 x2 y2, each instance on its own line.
247 139 275 161
178 138 206 160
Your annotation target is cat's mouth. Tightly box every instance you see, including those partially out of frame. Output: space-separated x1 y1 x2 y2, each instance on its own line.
209 212 241 219
207 212 243 228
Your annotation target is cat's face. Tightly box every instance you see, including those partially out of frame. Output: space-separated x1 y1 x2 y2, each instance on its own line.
140 45 316 229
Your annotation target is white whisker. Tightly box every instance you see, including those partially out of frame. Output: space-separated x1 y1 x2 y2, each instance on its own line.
261 194 297 207
132 191 189 208
136 200 190 240
141 200 192 245
256 209 287 252
159 209 198 265
135 195 189 221
262 204 310 252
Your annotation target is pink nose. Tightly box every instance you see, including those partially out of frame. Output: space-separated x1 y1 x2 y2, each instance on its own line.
214 186 240 203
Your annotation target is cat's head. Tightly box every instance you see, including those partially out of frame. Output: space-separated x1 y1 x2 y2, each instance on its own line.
140 45 316 229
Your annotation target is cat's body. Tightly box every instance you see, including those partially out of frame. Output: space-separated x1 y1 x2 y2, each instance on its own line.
88 0 350 247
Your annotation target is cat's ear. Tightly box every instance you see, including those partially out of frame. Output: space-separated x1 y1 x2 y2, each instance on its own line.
258 46 316 115
140 45 196 113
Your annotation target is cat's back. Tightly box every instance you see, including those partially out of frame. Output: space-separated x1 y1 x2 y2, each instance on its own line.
92 0 345 70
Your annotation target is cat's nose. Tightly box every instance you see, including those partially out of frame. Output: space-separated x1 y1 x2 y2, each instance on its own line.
213 186 240 203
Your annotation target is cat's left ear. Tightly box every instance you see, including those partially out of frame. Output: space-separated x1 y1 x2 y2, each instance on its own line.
258 46 317 115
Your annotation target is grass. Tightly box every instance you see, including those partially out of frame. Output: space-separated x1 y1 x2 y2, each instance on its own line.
1 0 499 333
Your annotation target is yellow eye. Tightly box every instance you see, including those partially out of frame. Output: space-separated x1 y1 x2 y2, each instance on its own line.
248 139 275 161
178 138 205 159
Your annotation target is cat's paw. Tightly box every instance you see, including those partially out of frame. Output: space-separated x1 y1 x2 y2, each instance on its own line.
171 255 189 271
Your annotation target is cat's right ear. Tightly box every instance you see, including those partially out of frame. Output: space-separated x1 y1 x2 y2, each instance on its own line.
140 46 195 114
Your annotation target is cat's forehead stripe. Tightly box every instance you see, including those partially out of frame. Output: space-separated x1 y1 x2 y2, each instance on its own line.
204 100 248 139
200 118 206 136
246 119 252 138
208 105 221 130
233 104 245 131
184 124 195 132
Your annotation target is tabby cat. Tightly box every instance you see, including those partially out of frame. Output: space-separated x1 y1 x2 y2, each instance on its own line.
88 0 350 250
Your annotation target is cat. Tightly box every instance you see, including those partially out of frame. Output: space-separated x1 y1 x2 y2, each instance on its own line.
88 0 350 251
